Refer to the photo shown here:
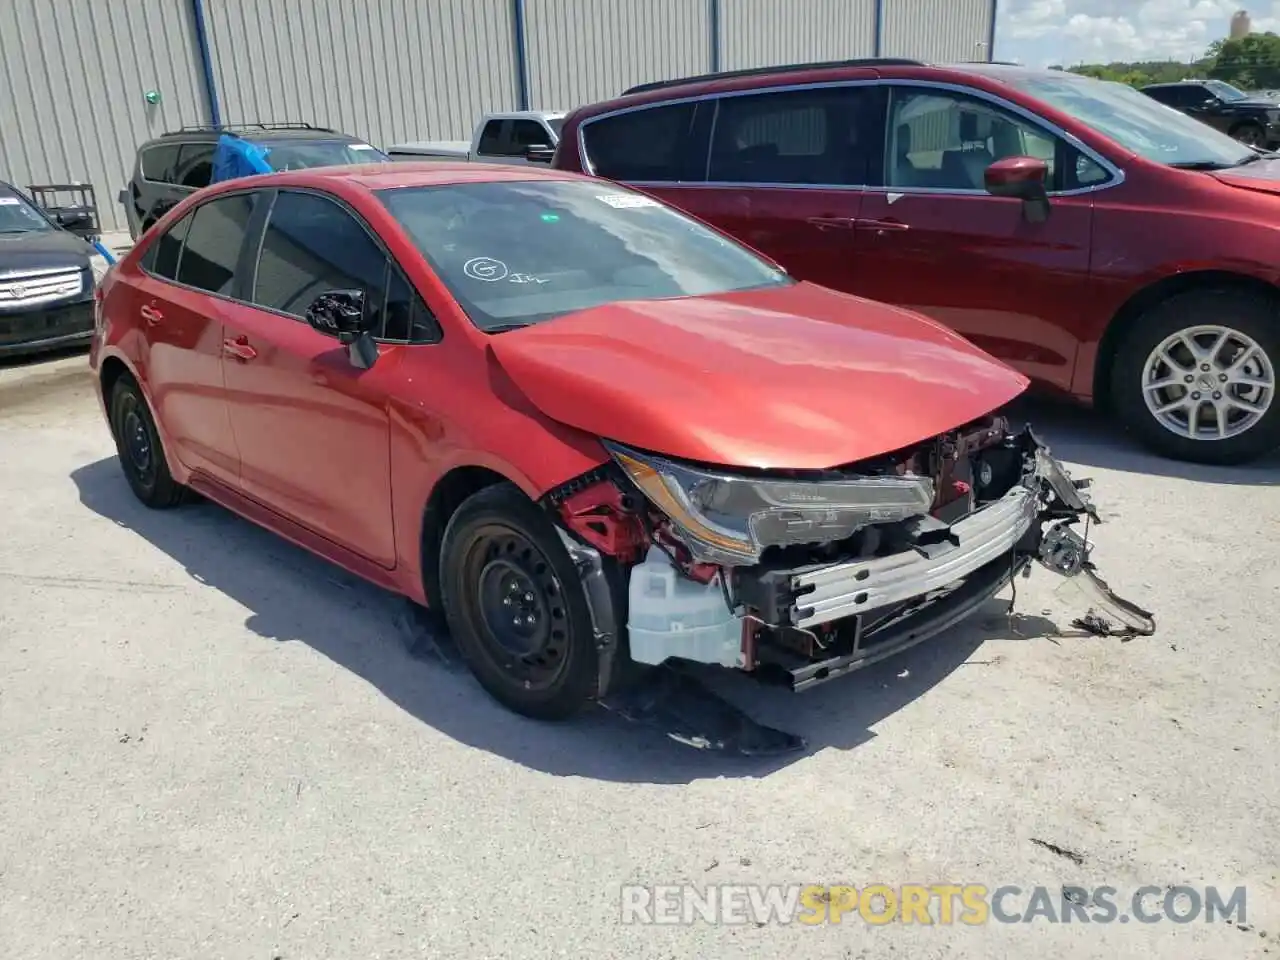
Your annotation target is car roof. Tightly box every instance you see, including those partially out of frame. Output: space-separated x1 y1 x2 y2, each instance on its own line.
564 59 1086 122
145 125 365 147
207 161 588 193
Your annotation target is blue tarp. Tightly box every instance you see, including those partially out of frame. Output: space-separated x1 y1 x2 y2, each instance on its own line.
211 134 273 183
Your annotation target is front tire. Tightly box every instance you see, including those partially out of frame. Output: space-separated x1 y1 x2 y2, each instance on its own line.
108 376 188 507
439 483 603 720
1230 121 1265 148
1111 288 1280 464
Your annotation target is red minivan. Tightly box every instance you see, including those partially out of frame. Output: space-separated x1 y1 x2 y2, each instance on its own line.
552 58 1280 465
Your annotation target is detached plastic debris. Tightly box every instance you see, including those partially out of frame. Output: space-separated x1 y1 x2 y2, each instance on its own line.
600 664 807 756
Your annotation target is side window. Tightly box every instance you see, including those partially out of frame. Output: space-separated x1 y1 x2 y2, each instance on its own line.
140 144 181 183
511 119 552 149
1144 87 1178 107
884 87 1061 192
175 142 216 188
582 102 699 182
708 86 877 186
143 211 194 279
254 191 438 343
382 265 441 343
476 120 507 156
175 193 256 295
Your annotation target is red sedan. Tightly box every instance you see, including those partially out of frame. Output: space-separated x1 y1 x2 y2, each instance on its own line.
89 163 1152 719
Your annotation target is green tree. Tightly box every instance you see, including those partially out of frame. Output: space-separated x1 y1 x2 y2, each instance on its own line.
1207 32 1280 89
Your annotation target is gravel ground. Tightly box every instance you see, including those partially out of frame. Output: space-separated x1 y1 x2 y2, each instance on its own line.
1 351 1277 959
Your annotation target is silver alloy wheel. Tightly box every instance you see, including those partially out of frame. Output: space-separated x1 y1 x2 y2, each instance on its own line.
1142 324 1275 441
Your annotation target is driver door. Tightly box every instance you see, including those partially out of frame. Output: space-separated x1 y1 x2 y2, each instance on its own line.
848 84 1098 394
220 189 407 568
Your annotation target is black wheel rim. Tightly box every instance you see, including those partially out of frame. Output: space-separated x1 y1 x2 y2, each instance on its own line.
116 394 156 489
459 523 570 691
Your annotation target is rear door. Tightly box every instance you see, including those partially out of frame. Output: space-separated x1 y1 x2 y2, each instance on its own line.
220 188 432 567
848 83 1101 393
129 192 256 483
579 79 880 287
696 83 881 288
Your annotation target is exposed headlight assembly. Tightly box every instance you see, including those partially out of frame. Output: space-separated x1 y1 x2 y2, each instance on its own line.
605 441 935 566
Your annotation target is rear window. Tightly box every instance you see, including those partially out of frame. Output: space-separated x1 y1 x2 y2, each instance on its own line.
376 178 788 332
259 138 389 171
141 144 181 182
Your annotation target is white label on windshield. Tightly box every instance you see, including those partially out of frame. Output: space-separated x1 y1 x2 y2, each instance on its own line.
597 193 659 208
349 143 378 151
0 197 19 205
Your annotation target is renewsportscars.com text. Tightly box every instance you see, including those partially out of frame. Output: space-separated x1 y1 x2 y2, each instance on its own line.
620 883 1248 926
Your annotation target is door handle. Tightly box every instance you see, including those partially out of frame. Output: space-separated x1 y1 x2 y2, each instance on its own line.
806 216 858 230
140 304 162 326
853 218 910 233
222 336 258 361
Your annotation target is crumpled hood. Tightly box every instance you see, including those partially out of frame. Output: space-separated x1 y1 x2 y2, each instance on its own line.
1210 156 1280 195
0 229 93 273
489 282 1029 470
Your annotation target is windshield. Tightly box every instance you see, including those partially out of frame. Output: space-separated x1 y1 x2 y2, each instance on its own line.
261 139 389 171
1205 79 1249 102
547 117 565 137
377 179 790 331
1009 73 1257 168
0 193 54 234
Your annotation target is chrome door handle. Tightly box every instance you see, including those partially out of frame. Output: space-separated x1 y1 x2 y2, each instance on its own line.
140 304 162 325
853 218 910 232
806 216 858 230
222 336 258 361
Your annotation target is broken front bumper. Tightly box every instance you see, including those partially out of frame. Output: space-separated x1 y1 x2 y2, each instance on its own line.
744 427 1155 690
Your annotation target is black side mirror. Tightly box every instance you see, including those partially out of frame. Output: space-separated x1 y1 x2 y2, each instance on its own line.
524 145 555 164
305 288 379 369
305 289 366 343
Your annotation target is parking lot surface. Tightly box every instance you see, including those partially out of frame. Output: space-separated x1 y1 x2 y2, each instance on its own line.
1 353 1277 959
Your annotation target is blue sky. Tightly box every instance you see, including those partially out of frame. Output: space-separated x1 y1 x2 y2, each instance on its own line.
995 0 1280 67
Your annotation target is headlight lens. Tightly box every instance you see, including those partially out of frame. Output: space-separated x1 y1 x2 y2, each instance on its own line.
606 442 935 566
88 254 110 284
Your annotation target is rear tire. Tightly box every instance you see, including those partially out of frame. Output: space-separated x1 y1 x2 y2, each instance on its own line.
439 483 604 720
108 375 188 508
1110 288 1280 464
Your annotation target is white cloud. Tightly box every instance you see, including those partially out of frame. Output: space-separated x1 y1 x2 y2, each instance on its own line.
998 0 1280 66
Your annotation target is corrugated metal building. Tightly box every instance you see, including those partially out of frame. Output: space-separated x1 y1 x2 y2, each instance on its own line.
0 0 998 232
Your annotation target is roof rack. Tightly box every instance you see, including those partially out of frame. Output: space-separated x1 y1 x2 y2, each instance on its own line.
622 57 926 95
160 121 338 137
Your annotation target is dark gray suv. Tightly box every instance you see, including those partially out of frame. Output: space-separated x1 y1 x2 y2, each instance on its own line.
118 123 389 240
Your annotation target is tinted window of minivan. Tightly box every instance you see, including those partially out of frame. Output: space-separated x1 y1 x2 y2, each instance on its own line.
582 102 700 181
707 86 878 186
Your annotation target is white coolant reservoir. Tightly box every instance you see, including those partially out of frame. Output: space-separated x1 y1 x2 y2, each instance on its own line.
626 546 744 668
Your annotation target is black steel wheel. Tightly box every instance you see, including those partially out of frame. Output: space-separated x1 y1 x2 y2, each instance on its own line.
439 483 604 720
108 375 186 508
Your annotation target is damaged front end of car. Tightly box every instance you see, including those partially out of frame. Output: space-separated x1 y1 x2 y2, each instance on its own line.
544 415 1155 702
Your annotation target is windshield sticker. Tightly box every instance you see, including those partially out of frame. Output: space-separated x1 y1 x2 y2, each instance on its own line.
0 197 19 206
463 257 509 281
597 193 659 209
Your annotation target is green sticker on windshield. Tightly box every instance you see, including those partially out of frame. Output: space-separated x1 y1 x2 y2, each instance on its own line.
540 212 560 222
